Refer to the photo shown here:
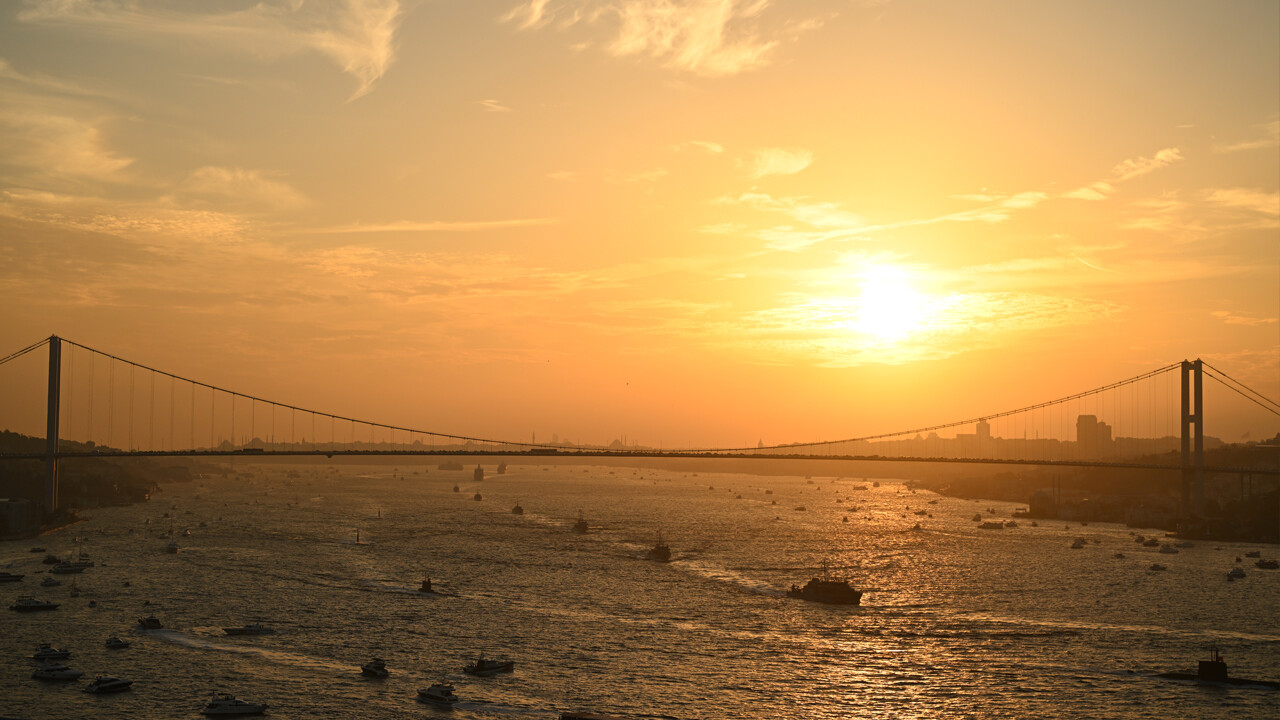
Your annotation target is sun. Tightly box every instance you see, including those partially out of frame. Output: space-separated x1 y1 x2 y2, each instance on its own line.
854 266 931 343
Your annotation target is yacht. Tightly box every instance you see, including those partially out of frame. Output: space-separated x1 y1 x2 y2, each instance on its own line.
463 654 515 676
418 683 460 707
572 511 589 534
32 644 71 660
786 563 863 605
223 623 275 636
0 571 23 582
105 637 131 649
361 657 389 678
201 694 268 715
11 597 60 612
646 532 672 563
137 615 163 629
31 662 84 681
83 675 133 693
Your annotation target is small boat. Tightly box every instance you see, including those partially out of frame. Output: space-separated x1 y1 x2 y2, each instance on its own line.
1149 563 1167 571
1227 568 1246 579
1004 520 1018 528
980 521 1004 530
497 462 507 474
1256 559 1279 570
1157 647 1280 689
1245 550 1261 558
0 571 23 582
572 511 589 534
473 492 482 501
166 541 179 554
971 513 982 522
1142 538 1160 547
137 615 163 629
361 657 389 678
786 562 863 605
201 694 268 715
105 637 131 649
32 643 71 660
418 683 459 707
511 501 524 515
1158 544 1179 554
463 654 515 676
223 623 275 636
83 675 133 694
473 465 484 482
1071 538 1087 549
50 562 86 574
31 662 84 681
41 576 62 587
11 597 59 612
452 484 459 493
1113 553 1126 559
30 546 46 553
647 532 672 563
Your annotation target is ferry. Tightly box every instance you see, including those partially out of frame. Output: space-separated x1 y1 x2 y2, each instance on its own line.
786 563 863 605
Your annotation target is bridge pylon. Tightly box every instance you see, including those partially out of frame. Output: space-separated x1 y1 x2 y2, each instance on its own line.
44 335 61 518
1180 359 1204 520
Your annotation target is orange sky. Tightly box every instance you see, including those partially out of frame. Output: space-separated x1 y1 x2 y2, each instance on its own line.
1 1 1277 448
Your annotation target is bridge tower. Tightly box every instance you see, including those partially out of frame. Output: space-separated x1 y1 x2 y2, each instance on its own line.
44 335 60 518
1180 359 1204 519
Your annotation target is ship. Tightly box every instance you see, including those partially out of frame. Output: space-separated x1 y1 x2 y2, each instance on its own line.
786 562 863 605
572 510 589 534
437 461 464 471
646 532 671 562
1157 647 1279 689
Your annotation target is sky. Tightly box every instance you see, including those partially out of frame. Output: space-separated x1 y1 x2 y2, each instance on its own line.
1 0 1278 449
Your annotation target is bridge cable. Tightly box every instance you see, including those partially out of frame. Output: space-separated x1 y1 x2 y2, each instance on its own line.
0 336 50 367
1201 366 1280 417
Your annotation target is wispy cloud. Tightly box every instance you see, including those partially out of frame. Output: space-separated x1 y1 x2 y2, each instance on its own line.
477 99 513 112
674 139 724 153
747 147 812 178
1203 188 1280 218
1110 147 1183 182
504 1 813 76
1214 119 1280 154
172 166 307 213
1212 310 1278 327
18 0 406 99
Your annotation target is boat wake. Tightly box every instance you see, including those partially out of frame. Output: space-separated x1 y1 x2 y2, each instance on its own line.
677 560 784 596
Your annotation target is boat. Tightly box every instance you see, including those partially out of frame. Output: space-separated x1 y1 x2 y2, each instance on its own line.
417 682 460 707
1245 550 1261 558
1142 538 1160 547
41 576 62 587
11 597 59 612
1256 559 1279 570
83 675 133 693
201 694 268 715
50 562 87 574
105 637 131 649
438 461 464 471
361 657 389 678
30 546 45 552
1071 538 1087 549
1149 563 1167 571
1158 544 1179 554
511 501 524 515
647 532 672 563
166 541 180 554
0 571 23 582
979 521 1004 530
32 644 71 660
31 662 84 681
572 511 589 534
473 492 482 501
473 465 485 482
786 562 863 605
1157 647 1280 689
137 614 163 629
463 654 515 676
223 623 275 636
1227 568 1246 579
42 554 62 565
497 462 507 474
1004 520 1018 528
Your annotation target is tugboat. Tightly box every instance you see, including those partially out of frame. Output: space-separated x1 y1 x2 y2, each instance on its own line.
786 562 863 605
201 694 268 715
361 657 389 678
646 532 672 563
511 501 524 515
572 511 589 534
10 597 60 612
418 682 460 707
463 653 515 676
1157 647 1280 689
83 675 133 694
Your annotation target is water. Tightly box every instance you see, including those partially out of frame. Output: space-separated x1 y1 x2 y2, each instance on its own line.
3 463 1278 718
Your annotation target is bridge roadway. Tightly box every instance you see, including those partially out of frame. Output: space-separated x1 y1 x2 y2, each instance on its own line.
2 448 1278 476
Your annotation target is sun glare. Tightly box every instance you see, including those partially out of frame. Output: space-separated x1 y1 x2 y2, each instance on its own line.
855 266 931 343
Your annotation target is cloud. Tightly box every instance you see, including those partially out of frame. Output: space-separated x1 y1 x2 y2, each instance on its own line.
1203 188 1280 218
675 139 724 153
1110 147 1182 182
747 147 812 178
172 166 307 213
0 108 133 181
504 1 812 76
18 0 405 99
1212 311 1278 327
1061 181 1113 201
1214 119 1280 154
477 99 512 112
313 218 559 234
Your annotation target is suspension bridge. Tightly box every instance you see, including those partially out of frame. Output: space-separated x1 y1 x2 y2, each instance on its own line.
2 335 1278 520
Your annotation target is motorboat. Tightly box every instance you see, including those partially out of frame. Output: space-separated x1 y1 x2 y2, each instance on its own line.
11 597 60 612
463 654 515 676
1227 568 1246 579
137 615 163 629
30 546 46 553
223 623 275 636
647 532 672 563
0 571 23 582
979 521 1004 530
1245 550 1261 558
1256 559 1279 570
786 562 863 605
572 511 589 534
1142 538 1160 547
1149 563 1167 571
49 562 86 574
418 683 459 707
83 675 133 693
1004 520 1019 528
361 657 389 678
201 694 268 715
41 576 62 587
32 662 84 681
32 643 71 660
105 637 131 649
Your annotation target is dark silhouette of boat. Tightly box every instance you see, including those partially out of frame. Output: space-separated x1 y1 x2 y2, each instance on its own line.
361 657 389 678
646 532 671 562
473 465 484 482
511 501 524 515
223 623 274 636
572 511 589 534
497 462 507 474
137 615 163 629
438 461 464 471
786 563 862 605
463 654 514 676
11 597 59 612
1157 647 1279 689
